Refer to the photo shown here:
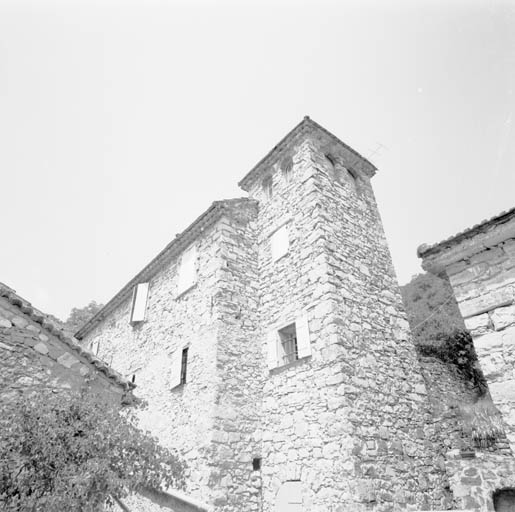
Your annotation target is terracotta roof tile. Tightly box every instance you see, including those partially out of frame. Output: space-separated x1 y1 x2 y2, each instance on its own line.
0 283 134 391
418 206 515 258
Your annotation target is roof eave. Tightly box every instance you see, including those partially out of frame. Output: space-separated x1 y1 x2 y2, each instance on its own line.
0 285 134 391
75 199 244 340
238 116 377 192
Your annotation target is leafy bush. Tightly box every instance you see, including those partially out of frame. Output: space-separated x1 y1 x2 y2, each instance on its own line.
400 272 465 346
0 390 185 512
416 330 487 395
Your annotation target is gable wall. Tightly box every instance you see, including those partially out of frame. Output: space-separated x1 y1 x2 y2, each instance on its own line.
81 218 230 505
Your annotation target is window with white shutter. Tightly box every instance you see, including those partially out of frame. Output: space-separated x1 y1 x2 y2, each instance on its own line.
268 312 311 370
270 225 289 262
177 245 198 296
267 329 278 369
130 282 149 323
295 312 311 359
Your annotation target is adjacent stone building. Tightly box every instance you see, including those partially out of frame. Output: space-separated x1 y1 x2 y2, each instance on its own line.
419 207 515 510
0 281 133 402
0 281 210 512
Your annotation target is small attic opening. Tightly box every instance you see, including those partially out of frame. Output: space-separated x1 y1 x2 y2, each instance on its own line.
262 177 273 200
280 155 294 182
325 153 337 168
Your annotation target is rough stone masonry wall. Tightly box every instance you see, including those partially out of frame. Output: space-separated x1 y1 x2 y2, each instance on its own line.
249 138 352 512
0 296 122 402
312 141 449 511
245 134 447 512
207 202 262 512
443 233 515 453
418 356 475 457
81 220 226 507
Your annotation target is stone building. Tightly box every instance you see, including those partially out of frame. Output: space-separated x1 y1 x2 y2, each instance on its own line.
0 281 132 401
419 207 515 511
0 281 209 512
76 117 449 512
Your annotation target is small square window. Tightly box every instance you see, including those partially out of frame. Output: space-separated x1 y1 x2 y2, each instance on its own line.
278 323 298 366
267 312 311 370
252 457 262 471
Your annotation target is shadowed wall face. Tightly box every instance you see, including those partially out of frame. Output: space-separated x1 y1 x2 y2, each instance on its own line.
421 215 515 453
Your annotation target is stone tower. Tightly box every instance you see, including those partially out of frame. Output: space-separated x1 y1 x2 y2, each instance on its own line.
77 117 445 512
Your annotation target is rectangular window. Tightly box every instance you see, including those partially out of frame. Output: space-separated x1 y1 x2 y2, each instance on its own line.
130 282 149 323
267 312 311 370
180 347 188 385
270 225 289 262
177 245 198 296
278 323 298 366
171 345 189 389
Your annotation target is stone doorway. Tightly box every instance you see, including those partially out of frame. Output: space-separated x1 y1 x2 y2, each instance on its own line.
275 481 302 512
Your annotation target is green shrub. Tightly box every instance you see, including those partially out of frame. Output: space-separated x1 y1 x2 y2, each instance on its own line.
0 390 185 512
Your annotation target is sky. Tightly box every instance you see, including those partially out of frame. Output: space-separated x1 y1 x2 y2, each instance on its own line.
0 0 514 320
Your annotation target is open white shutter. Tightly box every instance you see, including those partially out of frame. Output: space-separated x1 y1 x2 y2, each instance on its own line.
271 225 289 261
296 312 311 359
267 329 278 369
177 245 198 295
130 282 149 323
170 349 183 389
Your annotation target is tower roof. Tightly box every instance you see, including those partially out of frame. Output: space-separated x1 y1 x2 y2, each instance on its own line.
238 116 377 191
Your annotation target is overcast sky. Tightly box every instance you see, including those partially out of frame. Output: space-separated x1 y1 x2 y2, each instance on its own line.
1 0 514 320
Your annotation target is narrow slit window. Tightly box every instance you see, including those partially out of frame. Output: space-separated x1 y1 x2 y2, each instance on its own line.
180 347 188 385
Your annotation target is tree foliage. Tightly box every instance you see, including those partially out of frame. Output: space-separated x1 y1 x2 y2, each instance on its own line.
401 272 487 394
65 301 104 335
400 272 465 345
0 391 185 511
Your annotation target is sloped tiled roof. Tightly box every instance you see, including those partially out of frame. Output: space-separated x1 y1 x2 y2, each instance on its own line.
418 206 515 258
238 116 377 191
0 282 134 390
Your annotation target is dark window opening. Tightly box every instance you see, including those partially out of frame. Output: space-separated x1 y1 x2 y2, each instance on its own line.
180 347 188 385
252 457 262 471
325 153 337 167
278 323 298 365
494 488 515 512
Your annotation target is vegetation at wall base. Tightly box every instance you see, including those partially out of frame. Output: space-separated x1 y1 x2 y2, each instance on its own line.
460 397 506 448
401 273 487 393
0 390 185 512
